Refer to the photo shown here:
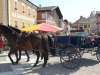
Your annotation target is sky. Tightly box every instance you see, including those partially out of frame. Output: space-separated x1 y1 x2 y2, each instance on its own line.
30 0 100 23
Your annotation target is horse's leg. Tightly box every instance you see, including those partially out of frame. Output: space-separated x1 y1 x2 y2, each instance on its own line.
25 50 30 62
33 51 40 67
16 50 21 64
8 50 15 65
15 50 19 64
42 52 48 68
33 50 34 53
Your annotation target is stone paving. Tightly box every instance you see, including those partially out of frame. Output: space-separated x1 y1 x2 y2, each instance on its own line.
0 50 100 75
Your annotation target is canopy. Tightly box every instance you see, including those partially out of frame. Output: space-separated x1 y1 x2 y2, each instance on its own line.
20 23 60 32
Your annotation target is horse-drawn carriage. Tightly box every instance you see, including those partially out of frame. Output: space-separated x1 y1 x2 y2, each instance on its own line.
51 30 100 69
0 24 100 69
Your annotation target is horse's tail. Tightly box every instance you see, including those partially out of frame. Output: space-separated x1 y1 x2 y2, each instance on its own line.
38 37 49 60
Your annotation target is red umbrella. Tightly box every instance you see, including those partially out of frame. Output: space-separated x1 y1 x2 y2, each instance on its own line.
38 23 60 32
21 23 60 32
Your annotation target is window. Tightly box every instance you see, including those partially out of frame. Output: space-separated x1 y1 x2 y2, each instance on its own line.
28 23 30 26
15 20 18 28
33 10 35 17
84 25 87 28
22 3 25 13
22 6 25 13
22 22 25 28
28 7 31 15
14 0 18 10
42 13 45 19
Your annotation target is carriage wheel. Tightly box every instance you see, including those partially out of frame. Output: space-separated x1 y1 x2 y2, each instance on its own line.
79 48 84 57
96 44 100 62
60 47 81 69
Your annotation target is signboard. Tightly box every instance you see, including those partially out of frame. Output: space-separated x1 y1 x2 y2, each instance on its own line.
12 12 35 22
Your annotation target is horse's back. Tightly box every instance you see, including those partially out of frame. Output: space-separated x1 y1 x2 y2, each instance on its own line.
18 32 42 50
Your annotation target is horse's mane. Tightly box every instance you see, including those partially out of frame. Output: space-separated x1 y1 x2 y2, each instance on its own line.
0 24 14 34
9 26 21 33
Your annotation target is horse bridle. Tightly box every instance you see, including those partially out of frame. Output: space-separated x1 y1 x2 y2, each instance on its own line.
0 31 19 46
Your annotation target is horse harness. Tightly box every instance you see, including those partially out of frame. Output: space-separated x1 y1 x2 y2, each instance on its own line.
6 32 22 47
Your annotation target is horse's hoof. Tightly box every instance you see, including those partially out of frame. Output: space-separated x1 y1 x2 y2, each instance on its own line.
33 64 37 67
12 62 17 65
15 62 18 65
42 65 46 68
26 60 30 62
41 57 43 60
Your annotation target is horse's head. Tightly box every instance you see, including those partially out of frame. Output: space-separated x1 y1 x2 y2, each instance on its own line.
0 23 4 35
0 23 14 36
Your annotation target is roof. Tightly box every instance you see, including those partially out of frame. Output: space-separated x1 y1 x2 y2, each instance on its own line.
37 6 57 11
73 16 90 24
26 0 38 8
37 6 63 19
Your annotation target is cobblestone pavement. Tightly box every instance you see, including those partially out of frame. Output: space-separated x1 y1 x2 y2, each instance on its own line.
0 50 100 75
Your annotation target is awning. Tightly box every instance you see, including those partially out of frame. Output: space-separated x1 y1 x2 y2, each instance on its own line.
50 25 62 30
20 23 60 32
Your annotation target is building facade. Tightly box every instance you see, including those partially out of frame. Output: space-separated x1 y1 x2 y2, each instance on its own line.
0 0 38 29
89 11 100 31
72 16 90 29
37 6 63 28
89 11 100 34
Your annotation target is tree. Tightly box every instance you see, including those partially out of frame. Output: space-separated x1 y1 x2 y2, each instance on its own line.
68 22 73 26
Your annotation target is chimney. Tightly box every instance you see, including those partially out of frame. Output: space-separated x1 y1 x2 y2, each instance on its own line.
80 16 82 19
39 4 41 8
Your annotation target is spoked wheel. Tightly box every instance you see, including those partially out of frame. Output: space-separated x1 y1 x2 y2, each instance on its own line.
96 44 100 62
60 47 81 69
79 48 84 57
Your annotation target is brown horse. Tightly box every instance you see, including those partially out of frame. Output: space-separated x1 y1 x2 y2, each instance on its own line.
0 24 48 67
8 26 31 62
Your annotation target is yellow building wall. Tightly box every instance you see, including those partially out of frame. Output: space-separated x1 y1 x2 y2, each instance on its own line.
54 10 59 27
0 0 4 24
9 0 37 29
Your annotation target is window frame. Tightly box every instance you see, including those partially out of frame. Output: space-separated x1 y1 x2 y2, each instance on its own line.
42 13 45 19
22 21 25 28
14 20 18 28
28 22 30 27
22 3 25 13
14 0 18 10
28 7 31 16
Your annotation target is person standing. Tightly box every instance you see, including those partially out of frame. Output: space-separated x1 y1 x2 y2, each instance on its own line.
61 19 71 36
0 36 4 53
86 28 92 36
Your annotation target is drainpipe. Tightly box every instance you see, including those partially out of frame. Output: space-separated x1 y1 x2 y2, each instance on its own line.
7 0 9 25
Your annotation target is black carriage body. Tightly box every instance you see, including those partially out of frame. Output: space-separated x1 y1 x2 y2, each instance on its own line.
54 36 100 48
54 36 84 47
52 32 100 69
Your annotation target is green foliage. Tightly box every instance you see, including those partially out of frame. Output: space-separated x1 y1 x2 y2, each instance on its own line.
68 22 73 26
